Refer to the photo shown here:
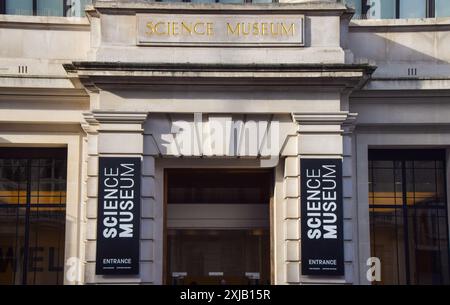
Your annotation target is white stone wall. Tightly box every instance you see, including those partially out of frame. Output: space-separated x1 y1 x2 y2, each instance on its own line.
1 1 450 285
348 18 450 90
88 2 347 65
83 111 157 284
0 15 90 89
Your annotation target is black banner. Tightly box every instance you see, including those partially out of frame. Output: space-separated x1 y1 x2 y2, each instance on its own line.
300 158 344 276
96 157 141 275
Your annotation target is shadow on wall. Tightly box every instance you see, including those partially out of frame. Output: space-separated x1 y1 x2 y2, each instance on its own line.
348 21 450 77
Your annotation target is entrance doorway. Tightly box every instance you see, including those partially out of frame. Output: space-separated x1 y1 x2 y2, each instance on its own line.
164 169 272 285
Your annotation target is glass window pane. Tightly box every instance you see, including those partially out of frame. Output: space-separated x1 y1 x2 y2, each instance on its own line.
408 209 450 284
371 160 394 168
78 0 91 16
26 207 65 285
37 0 64 17
436 0 450 17
412 168 436 193
30 158 67 205
0 162 27 205
438 216 450 284
367 0 396 19
400 0 426 18
372 168 395 192
167 229 270 285
0 207 26 284
412 161 436 169
406 163 445 207
219 0 245 3
370 207 407 284
345 0 363 19
5 0 33 16
252 0 273 3
168 170 271 204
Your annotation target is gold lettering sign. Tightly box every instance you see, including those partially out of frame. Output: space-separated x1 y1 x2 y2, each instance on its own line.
137 14 304 46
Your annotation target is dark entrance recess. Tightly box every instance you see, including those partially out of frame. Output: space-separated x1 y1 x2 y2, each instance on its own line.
369 149 450 285
165 169 272 285
0 148 67 285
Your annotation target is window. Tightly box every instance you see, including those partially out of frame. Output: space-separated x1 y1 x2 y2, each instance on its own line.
399 0 427 18
157 0 274 3
346 0 450 19
0 0 92 17
37 0 63 17
0 148 67 285
368 149 450 285
436 0 450 17
167 170 271 204
368 0 397 19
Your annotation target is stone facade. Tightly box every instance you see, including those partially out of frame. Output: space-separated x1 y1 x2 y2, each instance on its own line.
1 0 450 285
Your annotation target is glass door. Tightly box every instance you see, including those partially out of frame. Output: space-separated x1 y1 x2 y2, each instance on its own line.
165 169 272 285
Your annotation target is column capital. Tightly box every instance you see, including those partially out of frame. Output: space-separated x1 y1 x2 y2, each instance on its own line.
89 111 148 124
292 112 355 125
83 111 148 133
292 111 358 134
343 113 358 134
81 112 100 134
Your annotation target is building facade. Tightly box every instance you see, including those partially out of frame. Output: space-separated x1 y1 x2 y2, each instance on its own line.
0 0 450 285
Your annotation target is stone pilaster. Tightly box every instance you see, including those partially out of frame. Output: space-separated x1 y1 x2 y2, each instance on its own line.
287 111 356 284
82 110 155 284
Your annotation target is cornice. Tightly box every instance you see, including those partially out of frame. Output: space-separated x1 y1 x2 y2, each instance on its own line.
292 112 353 125
89 111 148 124
64 62 376 90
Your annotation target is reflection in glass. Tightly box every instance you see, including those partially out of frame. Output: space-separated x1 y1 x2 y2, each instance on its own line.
367 0 396 19
436 0 450 17
219 0 245 3
0 148 66 285
370 207 407 284
368 150 450 285
0 207 26 284
167 229 270 285
167 170 271 204
37 0 63 17
399 0 426 18
26 207 65 284
5 0 33 16
408 209 449 284
5 0 93 17
0 160 27 205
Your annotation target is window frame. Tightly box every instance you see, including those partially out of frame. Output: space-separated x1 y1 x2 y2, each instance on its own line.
0 0 70 16
368 149 450 285
0 147 67 285
360 0 439 19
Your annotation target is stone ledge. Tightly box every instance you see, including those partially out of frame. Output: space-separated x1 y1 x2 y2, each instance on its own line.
350 17 450 30
93 1 347 12
0 14 90 30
